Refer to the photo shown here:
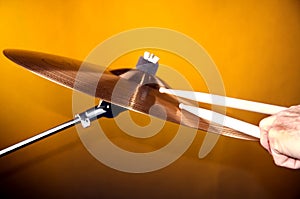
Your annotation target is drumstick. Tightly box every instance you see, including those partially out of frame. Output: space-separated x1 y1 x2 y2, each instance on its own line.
179 103 260 138
159 88 286 115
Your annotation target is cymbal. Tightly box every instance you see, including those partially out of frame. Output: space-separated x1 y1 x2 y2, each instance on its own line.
3 49 258 141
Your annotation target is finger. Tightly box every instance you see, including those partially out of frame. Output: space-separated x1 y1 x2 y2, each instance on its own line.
260 129 271 153
271 148 300 169
259 115 277 131
268 127 300 169
259 116 276 153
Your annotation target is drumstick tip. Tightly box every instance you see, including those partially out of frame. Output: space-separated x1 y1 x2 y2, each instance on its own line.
179 103 184 109
159 87 168 94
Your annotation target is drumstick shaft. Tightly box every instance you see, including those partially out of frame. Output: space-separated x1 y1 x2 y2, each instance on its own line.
160 88 286 115
179 103 261 138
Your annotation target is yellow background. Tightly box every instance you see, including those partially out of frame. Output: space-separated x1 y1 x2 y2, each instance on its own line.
0 0 300 198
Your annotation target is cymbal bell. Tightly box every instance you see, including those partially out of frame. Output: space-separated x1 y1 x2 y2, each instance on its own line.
3 49 258 141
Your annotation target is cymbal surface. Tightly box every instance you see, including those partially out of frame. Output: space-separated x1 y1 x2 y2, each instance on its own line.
3 49 258 141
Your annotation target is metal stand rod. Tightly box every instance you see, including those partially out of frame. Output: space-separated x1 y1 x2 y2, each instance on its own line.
0 103 111 157
0 118 81 157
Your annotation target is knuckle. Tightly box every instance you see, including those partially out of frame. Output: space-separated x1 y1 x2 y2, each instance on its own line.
268 128 278 140
259 115 276 130
271 150 285 166
273 159 282 166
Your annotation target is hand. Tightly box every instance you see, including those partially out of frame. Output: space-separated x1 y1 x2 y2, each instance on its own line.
259 105 300 169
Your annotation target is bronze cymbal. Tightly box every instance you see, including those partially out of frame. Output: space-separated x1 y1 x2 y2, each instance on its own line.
3 49 258 141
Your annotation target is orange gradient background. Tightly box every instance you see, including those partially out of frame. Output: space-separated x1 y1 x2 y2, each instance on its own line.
0 1 300 198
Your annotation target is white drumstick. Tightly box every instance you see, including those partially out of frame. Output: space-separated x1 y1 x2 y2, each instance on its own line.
179 103 261 138
159 88 286 115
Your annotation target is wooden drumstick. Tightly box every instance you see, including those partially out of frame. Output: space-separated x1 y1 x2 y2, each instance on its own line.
179 103 261 138
159 88 287 115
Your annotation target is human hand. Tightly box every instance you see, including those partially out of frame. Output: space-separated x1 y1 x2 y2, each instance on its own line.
259 105 300 169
